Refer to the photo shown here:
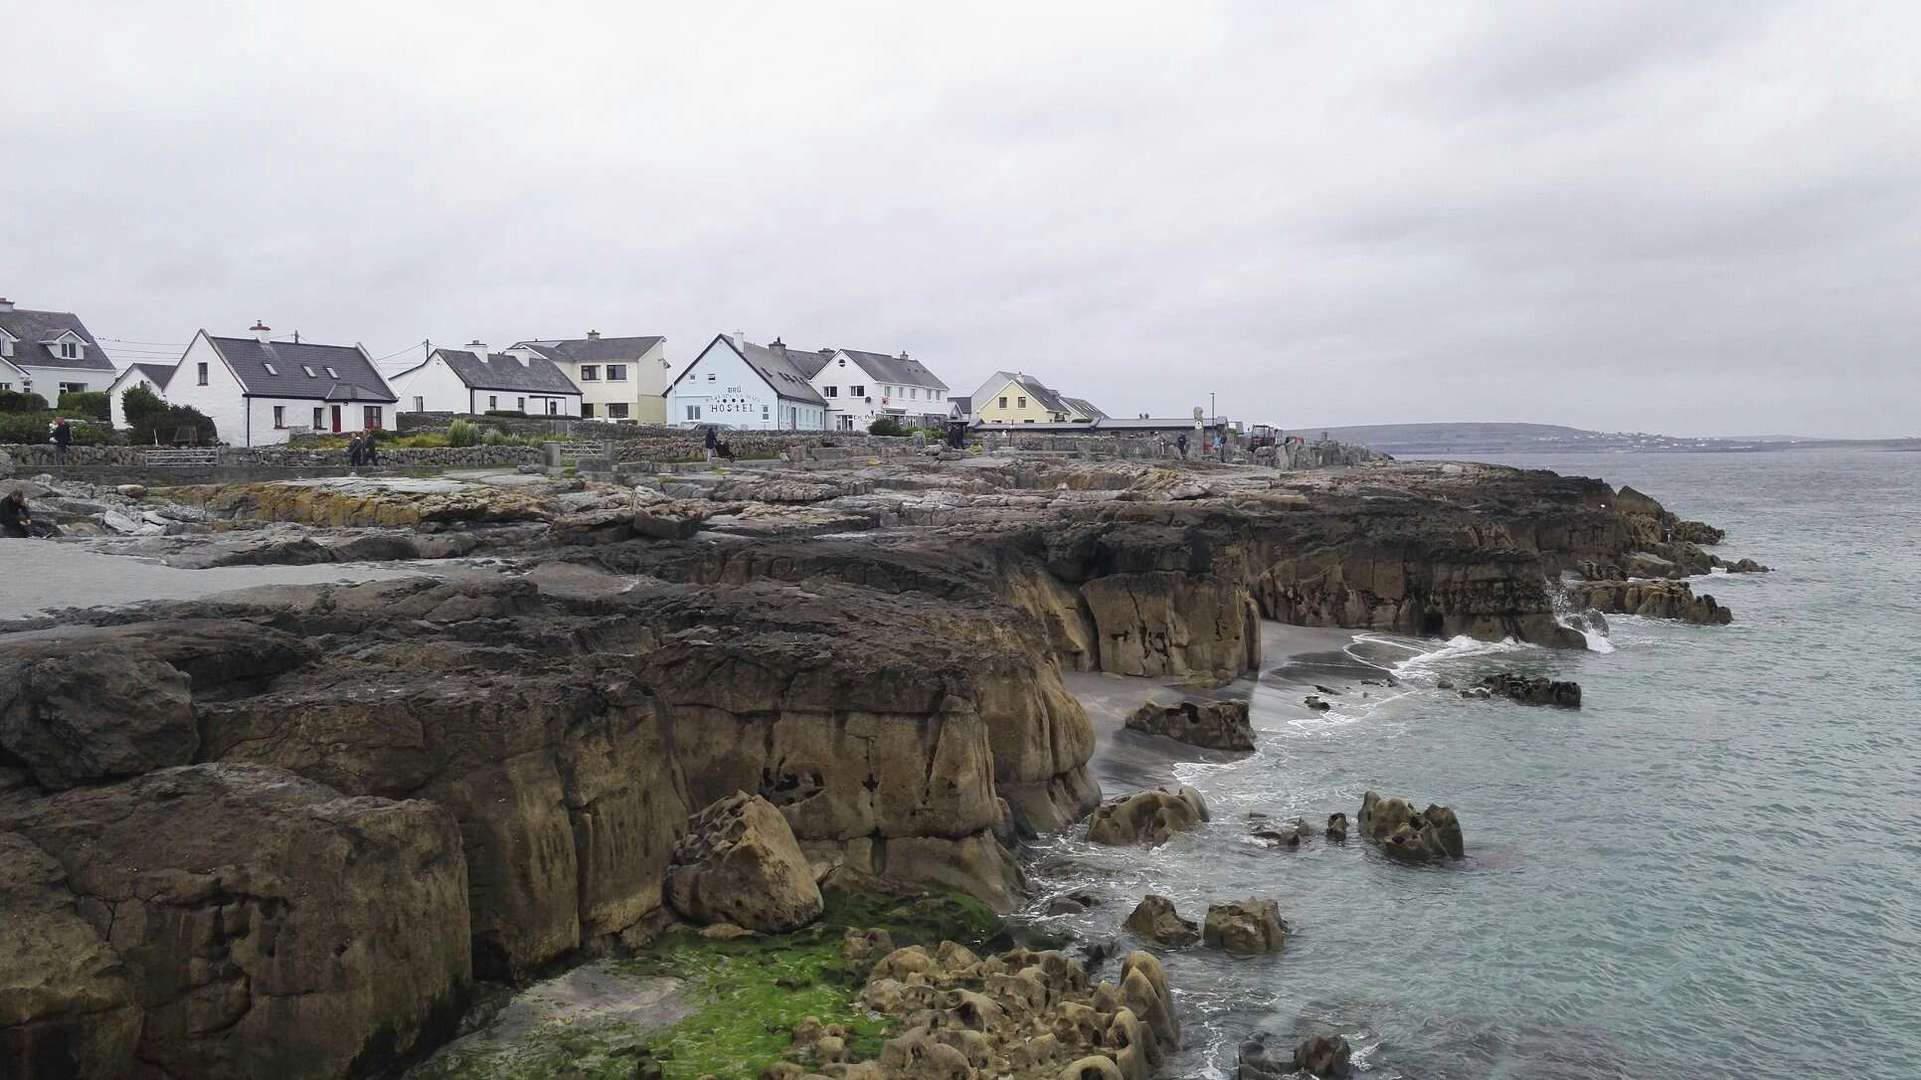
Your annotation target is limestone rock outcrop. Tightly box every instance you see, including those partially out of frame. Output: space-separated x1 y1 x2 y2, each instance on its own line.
1673 520 1725 545
666 792 824 933
1240 1032 1352 1078
1567 579 1732 625
0 764 470 1080
1080 572 1262 681
1123 698 1255 751
1358 790 1464 862
1087 786 1209 847
1122 895 1201 946
1202 899 1290 955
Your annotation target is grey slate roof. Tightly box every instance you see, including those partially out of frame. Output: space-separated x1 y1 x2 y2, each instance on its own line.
112 362 176 389
514 335 664 364
737 340 828 405
833 348 948 391
1061 396 1106 420
0 307 116 372
431 349 581 395
207 336 396 402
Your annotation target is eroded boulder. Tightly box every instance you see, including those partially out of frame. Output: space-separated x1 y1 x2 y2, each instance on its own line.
1122 895 1200 947
1477 672 1582 708
666 792 824 933
1123 698 1254 751
1086 786 1208 847
1247 813 1311 850
1358 789 1464 861
0 649 196 790
1202 899 1289 955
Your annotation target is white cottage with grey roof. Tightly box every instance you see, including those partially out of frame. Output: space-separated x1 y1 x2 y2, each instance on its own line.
0 298 118 400
666 333 828 430
390 342 582 417
792 346 949 431
508 332 668 424
164 325 398 446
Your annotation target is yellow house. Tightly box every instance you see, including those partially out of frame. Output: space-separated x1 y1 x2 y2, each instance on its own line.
966 371 1103 424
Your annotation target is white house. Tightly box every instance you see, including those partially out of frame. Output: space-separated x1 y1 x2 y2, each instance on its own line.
791 345 950 431
509 332 669 423
0 298 118 400
0 356 30 395
665 333 828 431
163 324 398 447
390 342 582 417
105 363 175 428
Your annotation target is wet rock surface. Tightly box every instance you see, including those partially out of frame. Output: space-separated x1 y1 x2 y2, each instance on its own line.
1476 672 1583 708
666 792 824 933
1122 894 1201 947
1123 697 1255 751
1358 790 1464 862
1203 899 1290 955
1087 786 1210 847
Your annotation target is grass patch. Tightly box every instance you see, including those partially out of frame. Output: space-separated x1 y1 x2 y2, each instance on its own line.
627 890 1004 1080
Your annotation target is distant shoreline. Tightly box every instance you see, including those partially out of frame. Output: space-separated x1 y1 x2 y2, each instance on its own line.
1299 422 1921 457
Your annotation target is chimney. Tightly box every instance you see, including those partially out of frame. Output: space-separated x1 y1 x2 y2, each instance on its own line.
250 320 271 342
467 339 489 362
586 329 601 340
769 337 786 354
0 298 13 313
731 330 746 348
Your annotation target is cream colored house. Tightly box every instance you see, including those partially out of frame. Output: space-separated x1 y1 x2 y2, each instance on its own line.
963 371 1103 425
509 332 668 424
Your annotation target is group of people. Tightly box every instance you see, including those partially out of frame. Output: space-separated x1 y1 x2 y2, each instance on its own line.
346 431 381 468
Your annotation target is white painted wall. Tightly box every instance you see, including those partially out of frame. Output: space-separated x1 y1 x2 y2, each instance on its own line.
390 355 470 413
106 369 166 428
17 362 112 398
667 338 826 431
537 339 667 424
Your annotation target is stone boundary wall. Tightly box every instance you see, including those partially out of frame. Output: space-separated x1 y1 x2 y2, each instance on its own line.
0 444 543 470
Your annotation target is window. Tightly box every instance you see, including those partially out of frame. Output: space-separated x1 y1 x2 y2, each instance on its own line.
605 364 627 381
313 407 324 429
59 341 79 359
581 403 595 418
58 381 87 394
579 365 599 381
264 363 279 376
412 396 424 412
516 397 525 411
363 406 383 430
1018 396 1027 408
706 372 716 382
302 365 317 378
547 399 559 415
908 388 917 399
1023 418 1035 424
823 386 838 397
607 403 629 419
273 406 286 428
197 362 209 386
325 367 338 378
489 395 498 409
685 405 701 420
849 384 865 396
998 396 1007 408
837 358 846 367
764 405 771 421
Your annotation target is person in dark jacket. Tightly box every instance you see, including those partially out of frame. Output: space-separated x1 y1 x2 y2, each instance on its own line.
346 433 364 469
51 418 72 465
1176 433 1189 459
703 424 719 462
1 490 57 537
362 432 380 466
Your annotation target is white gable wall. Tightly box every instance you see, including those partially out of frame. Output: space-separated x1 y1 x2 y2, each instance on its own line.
809 350 946 431
163 336 250 444
667 338 825 431
107 369 166 428
389 355 471 413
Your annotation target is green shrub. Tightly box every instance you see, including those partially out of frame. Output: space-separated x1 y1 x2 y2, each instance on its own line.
446 418 480 447
122 385 217 446
482 410 527 418
868 417 905 436
0 390 49 413
57 390 111 421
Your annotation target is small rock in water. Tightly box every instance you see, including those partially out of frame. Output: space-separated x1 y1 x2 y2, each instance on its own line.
1246 813 1312 850
1123 894 1201 947
1303 694 1332 711
1358 790 1464 861
1325 812 1348 842
1124 698 1255 751
1478 672 1581 708
1086 786 1209 847
1046 895 1090 916
1293 1033 1354 1077
1458 686 1492 699
1237 1032 1290 1080
1435 676 1455 690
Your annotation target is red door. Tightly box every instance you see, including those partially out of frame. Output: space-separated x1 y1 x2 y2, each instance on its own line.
330 406 341 433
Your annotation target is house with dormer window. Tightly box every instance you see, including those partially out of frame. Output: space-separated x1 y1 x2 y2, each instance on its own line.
389 341 582 417
162 322 398 446
0 298 117 400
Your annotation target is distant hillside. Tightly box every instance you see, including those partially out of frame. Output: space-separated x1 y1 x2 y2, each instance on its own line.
1300 422 1919 455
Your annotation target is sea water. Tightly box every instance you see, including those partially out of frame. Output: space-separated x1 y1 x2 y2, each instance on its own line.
1033 450 1921 1079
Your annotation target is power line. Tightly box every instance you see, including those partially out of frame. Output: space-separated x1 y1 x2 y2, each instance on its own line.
367 340 427 363
97 336 189 347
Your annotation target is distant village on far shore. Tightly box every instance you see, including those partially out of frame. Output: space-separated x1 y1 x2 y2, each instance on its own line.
0 298 1251 448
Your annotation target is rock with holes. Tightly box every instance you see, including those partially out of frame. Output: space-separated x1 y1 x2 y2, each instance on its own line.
1123 698 1255 751
841 927 896 975
1203 899 1290 955
1122 894 1200 947
1060 1056 1125 1080
1247 813 1312 850
1325 812 1348 842
1293 1033 1354 1077
1477 672 1581 708
1358 790 1464 861
666 792 823 932
1086 786 1209 847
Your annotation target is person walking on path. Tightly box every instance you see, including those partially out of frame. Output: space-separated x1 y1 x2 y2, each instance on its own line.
703 424 718 462
1176 433 1189 460
51 418 72 466
346 433 364 470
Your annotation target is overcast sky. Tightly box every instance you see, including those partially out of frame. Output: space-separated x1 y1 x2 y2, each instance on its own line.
8 2 1919 437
